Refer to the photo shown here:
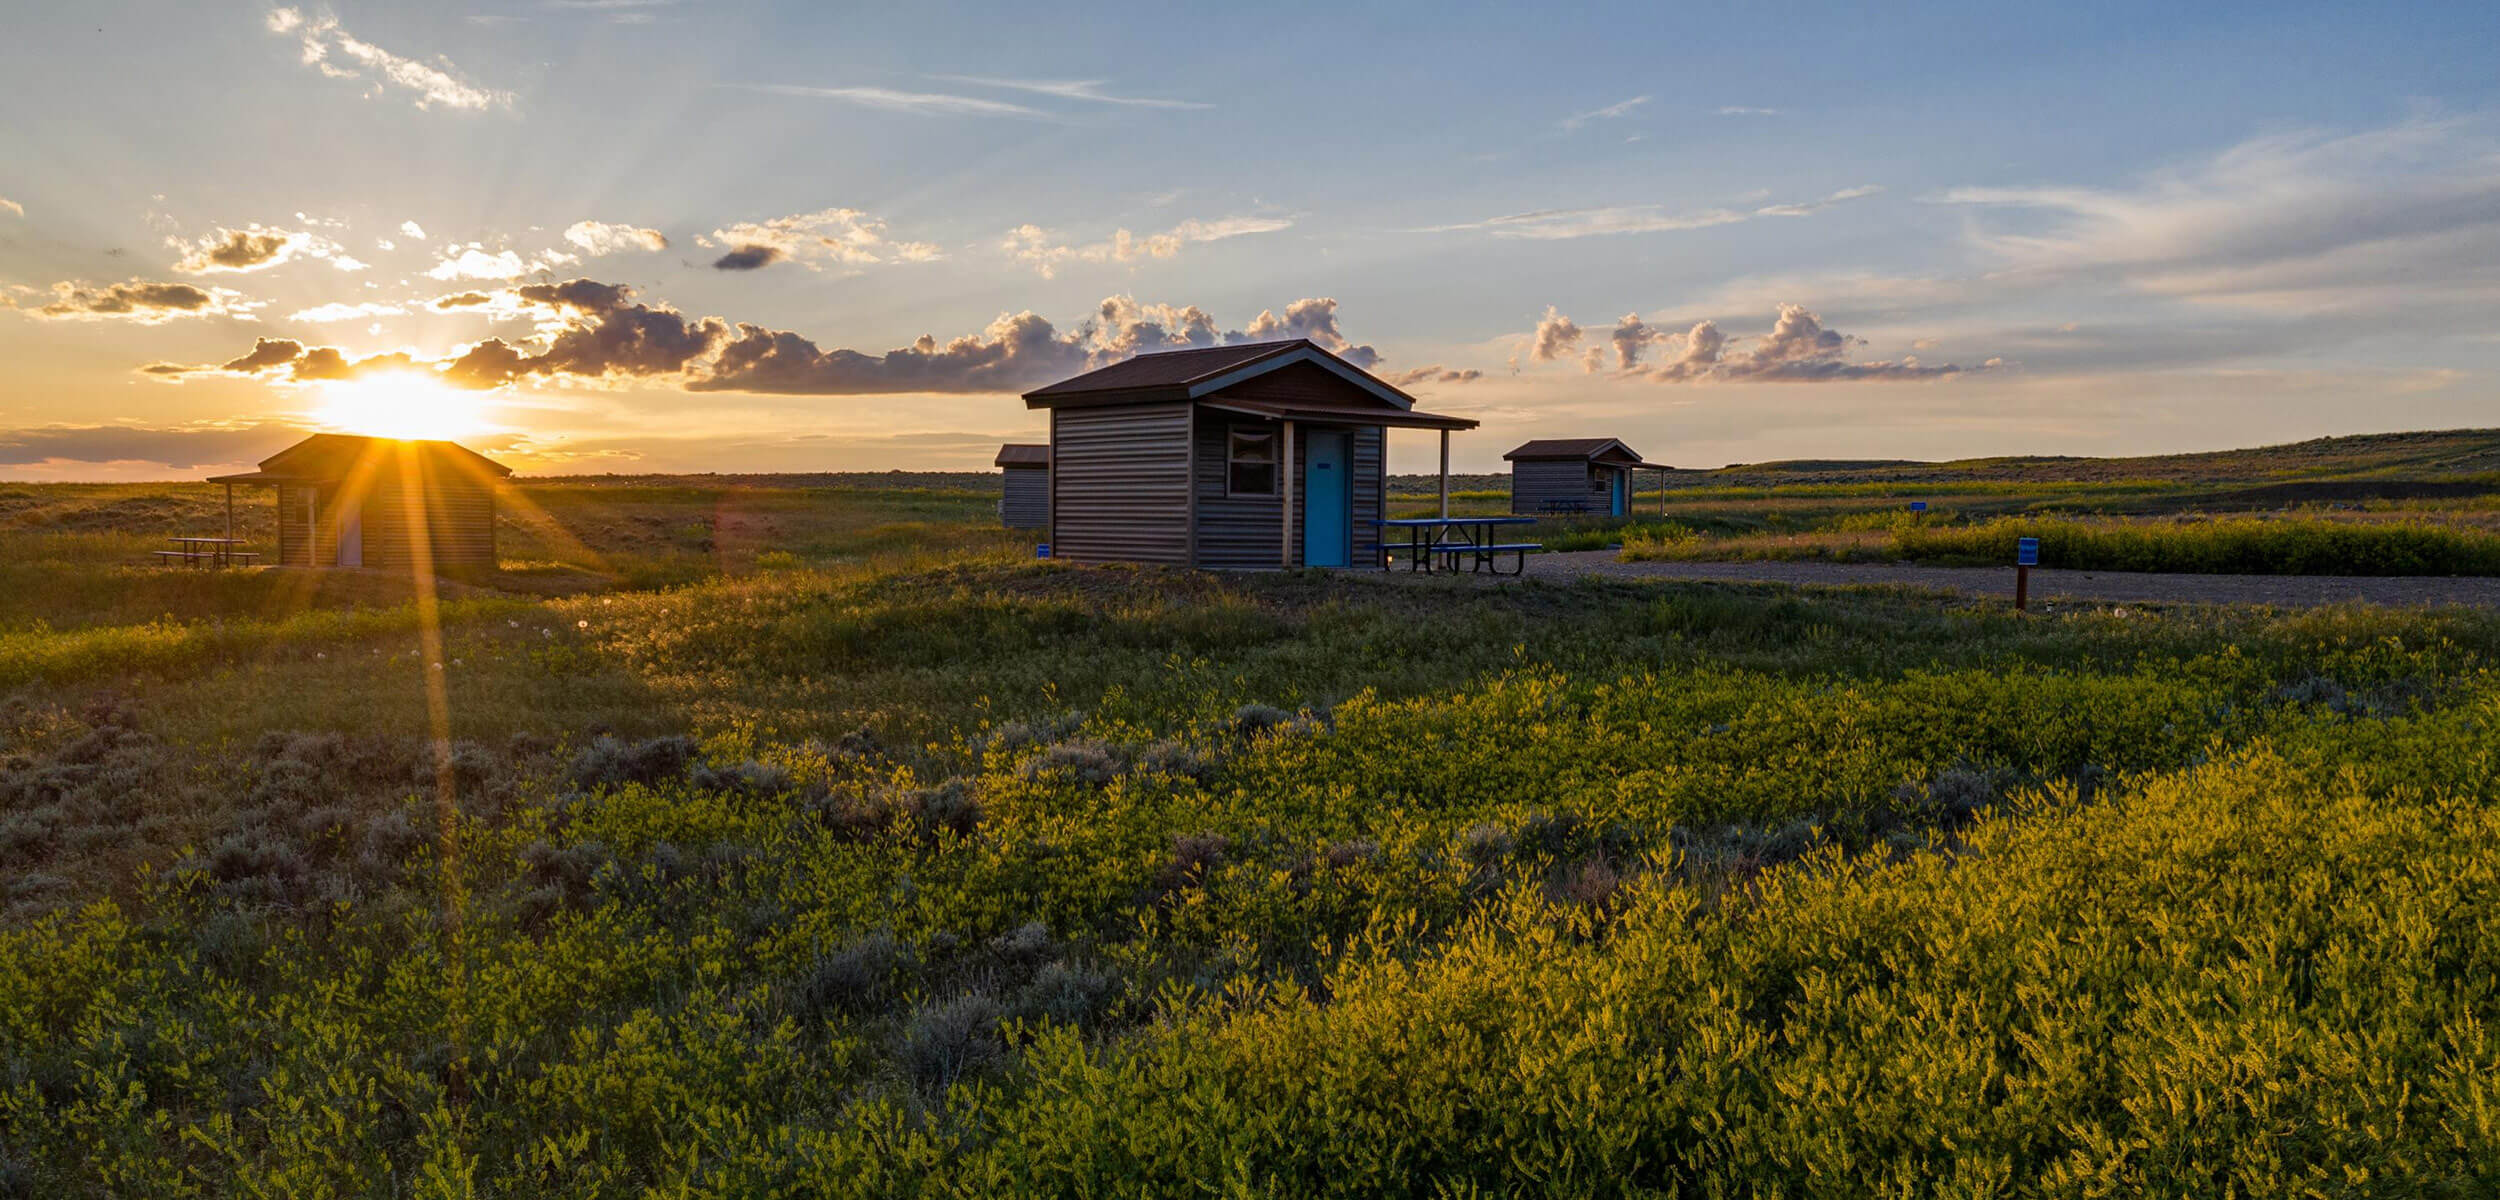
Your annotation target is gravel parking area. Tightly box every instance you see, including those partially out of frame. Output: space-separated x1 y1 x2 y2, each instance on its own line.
1513 551 2500 608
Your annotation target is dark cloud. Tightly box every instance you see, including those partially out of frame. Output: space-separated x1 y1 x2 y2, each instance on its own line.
167 280 1394 397
33 280 228 321
1382 365 1482 386
221 338 306 372
431 291 494 309
712 244 785 271
0 422 307 469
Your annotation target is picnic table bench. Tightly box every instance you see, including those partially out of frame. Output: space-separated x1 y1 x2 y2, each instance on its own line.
154 537 258 568
1372 517 1541 576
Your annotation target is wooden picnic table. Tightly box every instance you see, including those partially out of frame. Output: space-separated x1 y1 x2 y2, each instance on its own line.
1373 517 1540 575
155 537 258 568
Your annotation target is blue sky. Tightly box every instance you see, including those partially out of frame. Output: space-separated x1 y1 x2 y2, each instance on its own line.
1 0 2495 477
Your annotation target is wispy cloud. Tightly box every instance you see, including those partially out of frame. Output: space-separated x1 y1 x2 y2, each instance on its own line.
287 300 407 323
265 8 511 111
1001 214 1293 277
729 84 1043 118
1559 95 1649 130
931 75 1211 110
18 279 250 324
698 207 941 271
1418 184 1881 240
1755 184 1884 217
0 197 21 218
563 221 669 255
423 245 579 281
1717 106 1781 116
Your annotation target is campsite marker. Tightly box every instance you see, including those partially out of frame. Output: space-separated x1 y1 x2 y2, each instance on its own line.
1036 544 1052 559
2014 536 2038 611
1909 501 1927 513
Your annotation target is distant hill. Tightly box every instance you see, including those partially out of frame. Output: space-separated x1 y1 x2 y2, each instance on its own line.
1705 428 2500 486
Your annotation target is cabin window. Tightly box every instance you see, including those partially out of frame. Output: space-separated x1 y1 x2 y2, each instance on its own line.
1228 427 1278 496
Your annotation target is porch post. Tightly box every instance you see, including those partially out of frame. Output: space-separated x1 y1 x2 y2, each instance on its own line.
1280 420 1295 569
224 484 234 541
1438 429 1450 519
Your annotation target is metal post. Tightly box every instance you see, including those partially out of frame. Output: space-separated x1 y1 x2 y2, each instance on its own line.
1437 429 1450 519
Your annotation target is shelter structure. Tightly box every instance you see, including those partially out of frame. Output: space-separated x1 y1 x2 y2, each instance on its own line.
1503 438 1673 517
995 443 1051 529
1022 340 1478 568
206 434 511 571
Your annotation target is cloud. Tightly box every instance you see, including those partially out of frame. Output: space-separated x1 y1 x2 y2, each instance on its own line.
731 84 1042 118
563 221 669 255
929 75 1210 110
424 245 576 280
712 245 783 271
1943 114 2500 316
700 207 939 270
1560 95 1649 131
430 291 494 309
1002 214 1293 277
1420 183 1881 240
25 279 241 323
1382 365 1483 386
287 300 405 323
0 422 309 469
265 7 511 111
1755 185 1883 217
1535 304 1989 382
164 281 1388 396
1717 106 1781 116
0 197 21 218
170 226 308 273
400 220 427 240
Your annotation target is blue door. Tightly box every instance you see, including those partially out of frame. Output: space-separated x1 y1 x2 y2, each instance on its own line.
1610 468 1628 517
1302 430 1350 568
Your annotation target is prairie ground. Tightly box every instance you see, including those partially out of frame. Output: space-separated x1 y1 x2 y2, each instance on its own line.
6 458 2500 1195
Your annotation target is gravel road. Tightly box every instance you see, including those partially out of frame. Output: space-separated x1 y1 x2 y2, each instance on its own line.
1512 551 2500 609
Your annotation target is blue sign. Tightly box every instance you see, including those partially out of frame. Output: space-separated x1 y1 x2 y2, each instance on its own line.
1908 501 1927 512
1036 544 1052 559
2016 536 2039 566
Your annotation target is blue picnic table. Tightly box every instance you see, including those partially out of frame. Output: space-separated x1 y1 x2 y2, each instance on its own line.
1372 516 1541 575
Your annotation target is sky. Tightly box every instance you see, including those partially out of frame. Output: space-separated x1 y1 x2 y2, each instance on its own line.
1 0 2496 479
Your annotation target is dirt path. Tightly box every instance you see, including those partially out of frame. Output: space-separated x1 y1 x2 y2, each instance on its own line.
1517 551 2500 609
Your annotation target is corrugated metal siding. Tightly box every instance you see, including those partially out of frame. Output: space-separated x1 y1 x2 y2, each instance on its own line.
999 465 1050 529
1194 409 1383 569
1194 409 1284 569
1051 401 1192 564
1511 459 1614 515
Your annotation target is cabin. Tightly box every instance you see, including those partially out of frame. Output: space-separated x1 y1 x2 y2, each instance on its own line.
1023 339 1479 568
1504 438 1672 517
207 434 511 571
995 443 1051 529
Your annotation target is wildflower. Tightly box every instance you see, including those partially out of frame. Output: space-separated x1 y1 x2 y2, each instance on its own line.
577 619 589 629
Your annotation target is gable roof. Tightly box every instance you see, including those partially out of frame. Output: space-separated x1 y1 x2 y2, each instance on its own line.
1023 339 1419 411
994 443 1050 467
1504 437 1670 470
207 434 513 485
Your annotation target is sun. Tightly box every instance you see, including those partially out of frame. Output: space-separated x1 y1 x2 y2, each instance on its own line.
310 370 494 441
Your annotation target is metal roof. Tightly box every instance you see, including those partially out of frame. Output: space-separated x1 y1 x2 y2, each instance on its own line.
1022 339 1419 411
1198 398 1478 431
211 433 514 485
994 443 1050 467
1504 437 1670 469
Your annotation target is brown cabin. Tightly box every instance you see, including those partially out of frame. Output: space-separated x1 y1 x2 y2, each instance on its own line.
208 434 511 571
1023 340 1478 568
995 443 1051 530
1504 438 1672 517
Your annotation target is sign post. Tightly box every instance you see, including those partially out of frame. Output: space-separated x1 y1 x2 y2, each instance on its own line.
2014 536 2039 611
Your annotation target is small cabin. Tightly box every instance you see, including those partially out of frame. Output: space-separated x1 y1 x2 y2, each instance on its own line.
1023 340 1478 568
208 434 511 571
1505 438 1671 517
995 443 1051 529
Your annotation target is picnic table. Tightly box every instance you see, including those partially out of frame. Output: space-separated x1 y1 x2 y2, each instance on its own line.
153 537 258 568
1373 517 1541 576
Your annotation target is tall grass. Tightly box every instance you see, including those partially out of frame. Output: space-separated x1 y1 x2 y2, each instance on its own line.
1898 515 2500 575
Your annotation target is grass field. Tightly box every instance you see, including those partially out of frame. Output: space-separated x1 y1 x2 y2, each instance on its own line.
8 436 2500 1194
